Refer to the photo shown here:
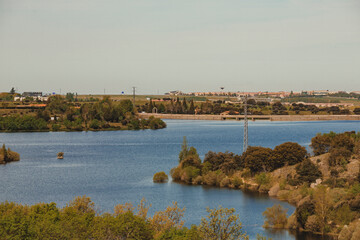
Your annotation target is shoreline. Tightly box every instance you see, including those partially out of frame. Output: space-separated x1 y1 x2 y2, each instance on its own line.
139 113 360 121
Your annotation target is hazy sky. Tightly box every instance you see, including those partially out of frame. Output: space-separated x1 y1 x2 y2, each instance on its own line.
1 0 359 94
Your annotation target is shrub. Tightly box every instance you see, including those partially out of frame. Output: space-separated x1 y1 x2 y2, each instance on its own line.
192 176 203 185
52 123 61 131
6 149 20 162
89 119 101 129
180 167 200 184
220 177 231 188
202 171 217 186
153 172 169 183
232 177 243 188
170 167 181 181
255 173 271 185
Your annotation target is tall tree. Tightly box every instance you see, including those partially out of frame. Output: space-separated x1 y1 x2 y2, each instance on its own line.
179 136 189 163
182 98 188 113
189 100 195 114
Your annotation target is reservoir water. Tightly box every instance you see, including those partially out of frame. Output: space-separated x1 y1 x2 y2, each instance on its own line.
1 120 359 239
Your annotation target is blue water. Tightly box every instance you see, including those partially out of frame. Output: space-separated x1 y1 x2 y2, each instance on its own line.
1 120 359 239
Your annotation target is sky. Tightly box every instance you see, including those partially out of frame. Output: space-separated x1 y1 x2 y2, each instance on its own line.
0 0 359 95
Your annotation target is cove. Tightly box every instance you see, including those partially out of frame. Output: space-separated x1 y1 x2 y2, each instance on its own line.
1 120 359 239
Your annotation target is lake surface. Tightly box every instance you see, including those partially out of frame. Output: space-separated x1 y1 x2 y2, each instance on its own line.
1 120 359 239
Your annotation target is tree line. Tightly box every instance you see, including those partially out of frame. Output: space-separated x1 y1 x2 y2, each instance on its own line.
140 98 360 115
0 195 275 240
0 96 166 132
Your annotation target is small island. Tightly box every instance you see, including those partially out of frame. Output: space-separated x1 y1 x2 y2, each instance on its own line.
57 152 64 159
153 171 169 183
0 144 20 164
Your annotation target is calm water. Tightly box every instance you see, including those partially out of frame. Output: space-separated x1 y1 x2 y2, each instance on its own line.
1 120 359 239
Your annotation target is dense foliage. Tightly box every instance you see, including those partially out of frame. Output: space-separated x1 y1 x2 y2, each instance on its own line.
0 196 257 240
153 172 169 183
170 131 360 237
139 97 358 115
0 96 166 132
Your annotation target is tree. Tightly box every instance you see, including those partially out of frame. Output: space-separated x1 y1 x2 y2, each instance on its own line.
199 206 248 240
189 100 195 114
310 134 332 156
65 93 75 102
182 98 188 113
151 202 186 238
295 159 322 184
153 172 169 183
272 142 307 166
328 147 352 166
179 136 189 163
9 87 15 94
262 204 288 228
313 186 332 234
241 146 273 173
330 133 354 152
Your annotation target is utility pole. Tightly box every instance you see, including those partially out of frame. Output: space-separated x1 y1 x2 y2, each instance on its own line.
243 94 248 152
132 87 136 105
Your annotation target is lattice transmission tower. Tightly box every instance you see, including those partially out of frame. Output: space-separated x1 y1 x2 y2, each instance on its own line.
243 95 248 152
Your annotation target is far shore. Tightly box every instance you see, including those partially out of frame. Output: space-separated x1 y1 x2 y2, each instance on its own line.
139 113 360 121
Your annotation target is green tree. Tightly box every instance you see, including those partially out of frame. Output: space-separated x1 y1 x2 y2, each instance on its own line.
182 98 188 113
189 100 195 114
10 87 15 94
295 159 322 184
179 136 189 163
272 142 307 166
199 206 248 240
313 185 332 234
310 134 332 156
262 204 288 228
241 146 273 173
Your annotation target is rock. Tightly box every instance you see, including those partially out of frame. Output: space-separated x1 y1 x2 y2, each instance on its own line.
310 178 322 188
268 183 280 197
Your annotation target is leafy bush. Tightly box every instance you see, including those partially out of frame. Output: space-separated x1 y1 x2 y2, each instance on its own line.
202 171 217 186
153 172 169 183
181 166 200 184
89 119 101 129
255 173 271 185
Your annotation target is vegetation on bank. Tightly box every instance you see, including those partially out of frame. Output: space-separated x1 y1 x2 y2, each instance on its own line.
170 132 360 238
140 97 360 116
0 196 273 240
0 144 20 164
0 96 166 132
